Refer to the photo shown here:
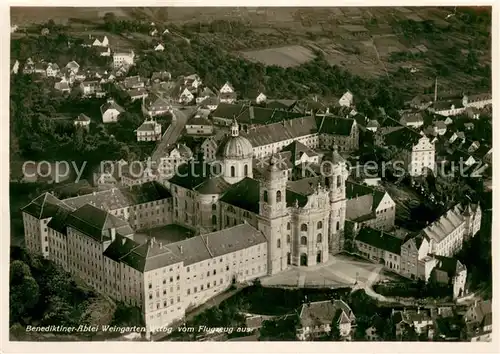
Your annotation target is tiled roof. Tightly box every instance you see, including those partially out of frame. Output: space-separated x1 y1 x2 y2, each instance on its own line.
201 223 267 257
345 182 387 221
46 207 72 235
63 182 171 211
281 140 318 162
100 100 125 115
299 300 354 328
287 176 324 196
21 192 72 219
144 92 170 109
187 115 212 127
194 176 232 195
433 255 465 277
65 204 132 242
136 120 160 132
127 88 147 98
220 177 261 213
355 226 403 255
211 103 247 120
422 204 465 243
383 126 423 150
169 161 215 190
75 113 91 122
318 116 356 136
242 116 317 147
265 99 297 110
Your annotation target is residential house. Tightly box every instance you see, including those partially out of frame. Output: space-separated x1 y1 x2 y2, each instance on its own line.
82 35 109 48
23 58 35 74
100 98 125 123
182 74 202 89
92 159 128 187
354 227 402 272
136 119 162 142
179 87 195 104
150 28 158 36
256 92 267 104
466 300 492 342
34 62 46 75
400 111 424 128
296 300 356 341
41 28 50 36
113 50 135 69
11 60 20 74
464 107 481 120
151 71 171 83
142 93 171 117
199 97 220 111
96 46 111 57
433 120 447 135
393 308 433 339
127 88 148 102
196 87 217 104
349 164 381 186
185 114 214 136
11 24 18 33
46 63 60 77
74 113 91 129
366 120 380 132
464 122 474 131
200 137 219 162
156 143 193 178
466 140 480 153
80 80 104 97
65 61 80 74
338 91 354 107
345 182 396 231
54 80 71 93
423 255 467 299
154 43 165 52
218 82 237 104
123 75 145 89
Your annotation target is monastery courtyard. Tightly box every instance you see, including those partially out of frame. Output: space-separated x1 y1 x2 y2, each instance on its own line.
260 253 403 289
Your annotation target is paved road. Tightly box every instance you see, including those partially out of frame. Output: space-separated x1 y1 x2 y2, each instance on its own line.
151 106 196 163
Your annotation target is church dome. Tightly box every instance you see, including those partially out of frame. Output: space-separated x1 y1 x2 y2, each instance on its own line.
217 118 253 159
218 135 253 159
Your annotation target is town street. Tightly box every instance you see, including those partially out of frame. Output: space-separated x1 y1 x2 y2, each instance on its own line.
151 106 197 163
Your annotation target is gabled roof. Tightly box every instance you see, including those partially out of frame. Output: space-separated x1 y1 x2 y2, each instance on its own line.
65 204 132 242
75 113 91 122
136 120 160 132
317 116 356 136
433 255 465 277
144 92 170 109
63 182 171 211
201 223 267 257
46 207 72 235
242 116 317 147
355 226 403 255
66 60 80 69
100 100 125 115
299 300 354 328
422 204 465 243
280 140 318 161
383 126 423 150
21 192 72 219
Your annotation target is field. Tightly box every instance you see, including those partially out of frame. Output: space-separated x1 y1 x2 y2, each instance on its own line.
10 7 130 25
240 45 315 68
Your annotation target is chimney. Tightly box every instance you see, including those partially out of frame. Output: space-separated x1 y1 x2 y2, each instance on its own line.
110 227 116 241
179 245 183 254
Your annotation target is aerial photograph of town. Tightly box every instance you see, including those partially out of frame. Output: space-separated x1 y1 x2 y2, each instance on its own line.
8 6 493 344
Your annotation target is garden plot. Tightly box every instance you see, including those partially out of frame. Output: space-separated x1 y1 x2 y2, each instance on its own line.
240 45 316 68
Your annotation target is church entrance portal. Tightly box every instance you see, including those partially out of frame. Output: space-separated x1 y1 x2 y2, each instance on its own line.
316 251 322 264
300 253 308 266
287 253 291 265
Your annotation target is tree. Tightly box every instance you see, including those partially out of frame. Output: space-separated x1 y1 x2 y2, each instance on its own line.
330 319 341 340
